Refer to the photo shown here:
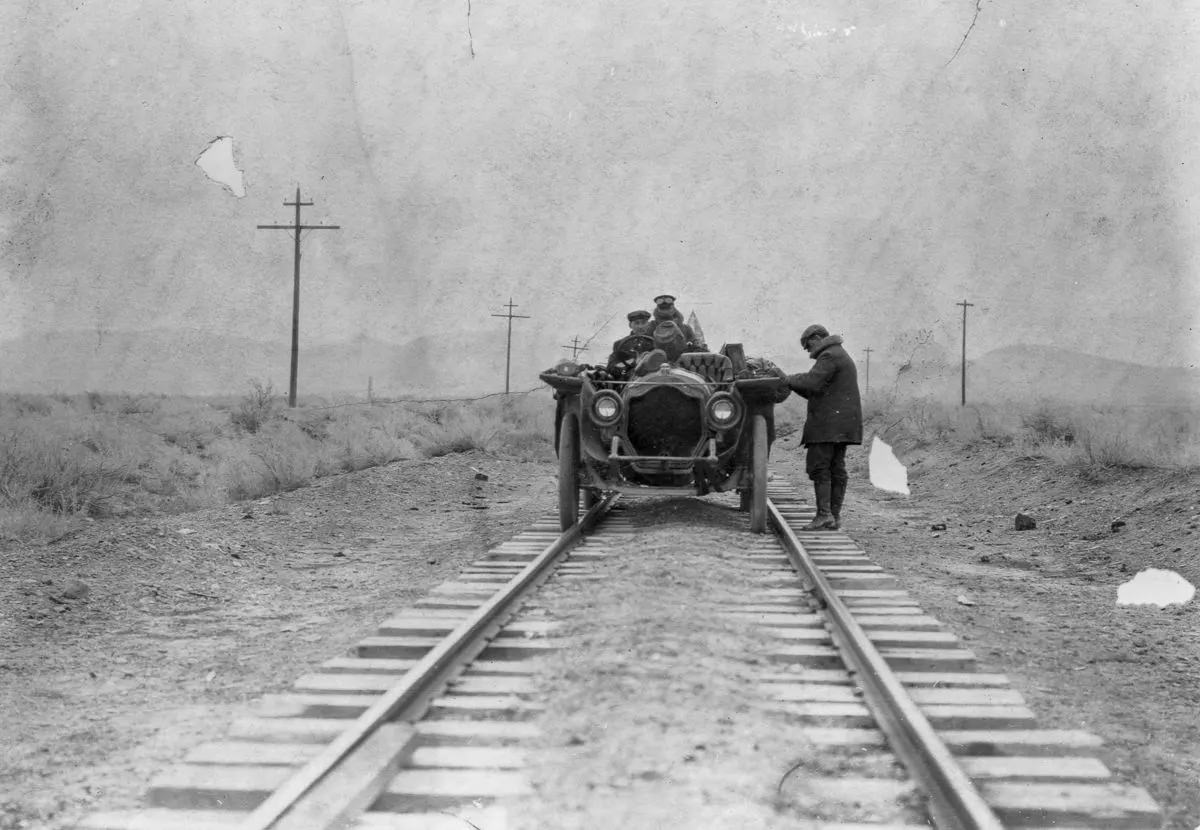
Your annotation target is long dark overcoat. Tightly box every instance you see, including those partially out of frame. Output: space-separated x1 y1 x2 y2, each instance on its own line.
786 335 863 446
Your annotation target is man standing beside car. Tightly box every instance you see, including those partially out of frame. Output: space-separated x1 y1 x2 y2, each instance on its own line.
786 324 863 531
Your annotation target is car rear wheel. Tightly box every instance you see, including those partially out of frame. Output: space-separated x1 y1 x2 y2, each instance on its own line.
749 414 768 533
558 415 581 531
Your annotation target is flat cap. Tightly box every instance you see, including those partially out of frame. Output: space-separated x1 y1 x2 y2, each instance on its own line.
801 324 829 342
627 309 651 321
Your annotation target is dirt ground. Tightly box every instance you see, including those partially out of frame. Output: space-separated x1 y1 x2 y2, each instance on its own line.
516 498 923 830
2 435 1197 829
770 431 1200 830
0 453 555 830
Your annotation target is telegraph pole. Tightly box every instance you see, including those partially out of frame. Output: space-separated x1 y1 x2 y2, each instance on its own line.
562 335 588 360
491 298 530 394
257 187 340 407
862 347 872 395
957 299 975 406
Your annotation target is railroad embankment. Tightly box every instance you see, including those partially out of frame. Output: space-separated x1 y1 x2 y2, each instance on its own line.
0 390 553 547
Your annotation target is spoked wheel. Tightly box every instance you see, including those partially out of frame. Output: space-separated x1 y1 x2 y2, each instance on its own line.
748 414 769 533
558 414 581 531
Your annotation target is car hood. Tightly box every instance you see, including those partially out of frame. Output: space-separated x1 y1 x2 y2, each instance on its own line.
624 367 711 401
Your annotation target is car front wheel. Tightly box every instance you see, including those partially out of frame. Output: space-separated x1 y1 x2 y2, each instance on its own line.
748 414 768 533
558 415 581 531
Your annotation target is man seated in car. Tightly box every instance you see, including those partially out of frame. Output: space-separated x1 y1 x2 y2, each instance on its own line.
647 294 708 351
625 308 652 336
633 320 692 375
605 309 655 378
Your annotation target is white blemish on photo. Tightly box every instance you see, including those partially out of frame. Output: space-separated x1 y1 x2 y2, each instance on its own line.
195 136 245 197
1117 569 1195 608
868 436 909 495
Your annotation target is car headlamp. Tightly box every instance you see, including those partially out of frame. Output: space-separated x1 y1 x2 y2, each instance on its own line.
705 393 742 430
590 391 623 426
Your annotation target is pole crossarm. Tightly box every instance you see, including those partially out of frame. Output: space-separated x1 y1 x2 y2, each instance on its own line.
256 225 342 231
257 186 340 407
561 335 588 359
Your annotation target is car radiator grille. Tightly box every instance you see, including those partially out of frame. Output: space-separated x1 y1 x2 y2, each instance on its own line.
626 387 704 457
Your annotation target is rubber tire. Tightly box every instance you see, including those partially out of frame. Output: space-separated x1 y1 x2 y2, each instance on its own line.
738 488 751 513
748 414 768 533
558 415 580 531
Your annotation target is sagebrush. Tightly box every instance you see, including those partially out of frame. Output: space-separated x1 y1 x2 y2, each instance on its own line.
0 390 555 546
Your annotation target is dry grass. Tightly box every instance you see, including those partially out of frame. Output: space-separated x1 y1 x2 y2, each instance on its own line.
0 388 556 546
862 394 1200 472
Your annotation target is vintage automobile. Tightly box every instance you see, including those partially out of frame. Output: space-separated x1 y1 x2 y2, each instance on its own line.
540 336 790 533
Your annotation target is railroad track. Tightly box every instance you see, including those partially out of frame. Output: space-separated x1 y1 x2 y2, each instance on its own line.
81 481 1163 830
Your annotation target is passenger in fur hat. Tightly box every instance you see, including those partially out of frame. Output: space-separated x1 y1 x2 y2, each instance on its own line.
785 324 863 531
648 294 698 345
650 320 687 362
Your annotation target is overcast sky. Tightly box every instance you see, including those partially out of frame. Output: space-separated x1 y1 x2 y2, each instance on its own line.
3 0 1199 390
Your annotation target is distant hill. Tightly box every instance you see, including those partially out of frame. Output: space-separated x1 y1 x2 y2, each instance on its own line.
4 331 1196 406
968 345 1200 406
0 328 558 397
876 344 1200 406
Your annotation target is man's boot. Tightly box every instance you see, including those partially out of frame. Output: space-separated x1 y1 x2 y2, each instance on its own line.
801 480 837 531
830 480 846 531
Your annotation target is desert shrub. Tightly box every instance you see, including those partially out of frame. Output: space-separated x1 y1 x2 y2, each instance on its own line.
0 500 80 545
861 395 1200 472
230 380 280 434
1021 402 1076 444
105 394 160 416
292 409 334 442
504 430 554 460
410 402 451 425
154 408 226 454
0 424 130 515
489 396 555 460
322 414 417 472
883 397 960 447
0 394 55 417
1074 426 1147 469
492 394 548 432
409 403 499 457
421 429 489 457
402 395 554 459
222 421 321 500
1023 405 1200 471
0 388 588 545
860 389 899 431
954 404 1028 447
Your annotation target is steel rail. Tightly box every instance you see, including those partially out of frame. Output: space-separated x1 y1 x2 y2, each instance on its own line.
767 499 1005 830
239 494 618 830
